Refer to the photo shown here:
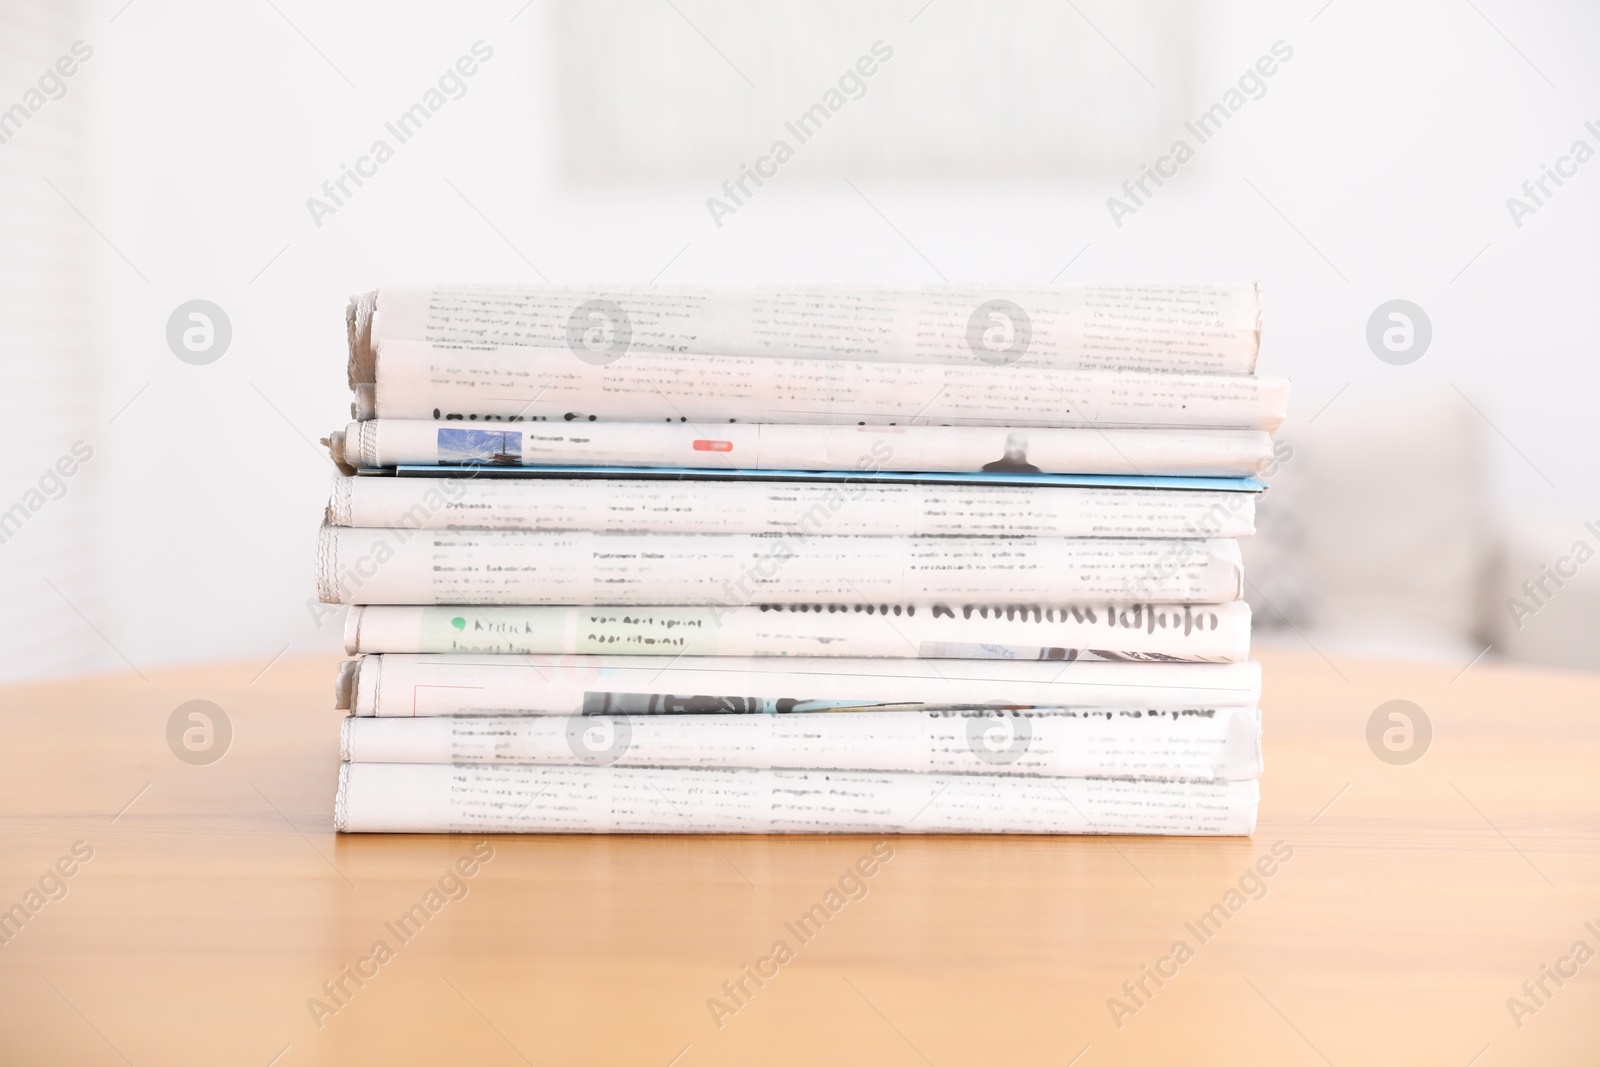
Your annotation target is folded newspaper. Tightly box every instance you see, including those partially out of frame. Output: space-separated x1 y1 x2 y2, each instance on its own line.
342 602 1253 662
335 762 1260 835
339 707 1263 779
334 654 1263 717
326 474 1257 539
329 420 1276 478
316 527 1245 605
346 283 1263 385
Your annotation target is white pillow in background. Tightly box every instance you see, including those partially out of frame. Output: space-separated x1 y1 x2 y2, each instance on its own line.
1488 517 1600 672
1246 382 1496 662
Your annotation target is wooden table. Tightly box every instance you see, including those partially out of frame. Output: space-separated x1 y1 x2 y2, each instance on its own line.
1 648 1596 1065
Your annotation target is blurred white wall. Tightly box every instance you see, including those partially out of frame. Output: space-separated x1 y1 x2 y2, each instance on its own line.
0 0 1596 680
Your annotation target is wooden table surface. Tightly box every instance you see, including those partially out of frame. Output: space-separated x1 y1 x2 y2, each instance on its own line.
0 647 1596 1065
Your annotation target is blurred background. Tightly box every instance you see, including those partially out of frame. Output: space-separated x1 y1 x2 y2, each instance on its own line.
1 0 1596 682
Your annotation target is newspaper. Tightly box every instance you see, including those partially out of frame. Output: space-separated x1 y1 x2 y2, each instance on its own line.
328 474 1257 538
339 706 1263 780
332 420 1276 477
337 654 1263 716
316 527 1244 605
360 340 1288 430
343 602 1253 662
334 763 1260 834
347 283 1263 387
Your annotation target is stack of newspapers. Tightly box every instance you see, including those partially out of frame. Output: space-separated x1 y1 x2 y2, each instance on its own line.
321 283 1288 835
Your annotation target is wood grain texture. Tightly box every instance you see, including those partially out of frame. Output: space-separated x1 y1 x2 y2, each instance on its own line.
0 647 1596 1065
